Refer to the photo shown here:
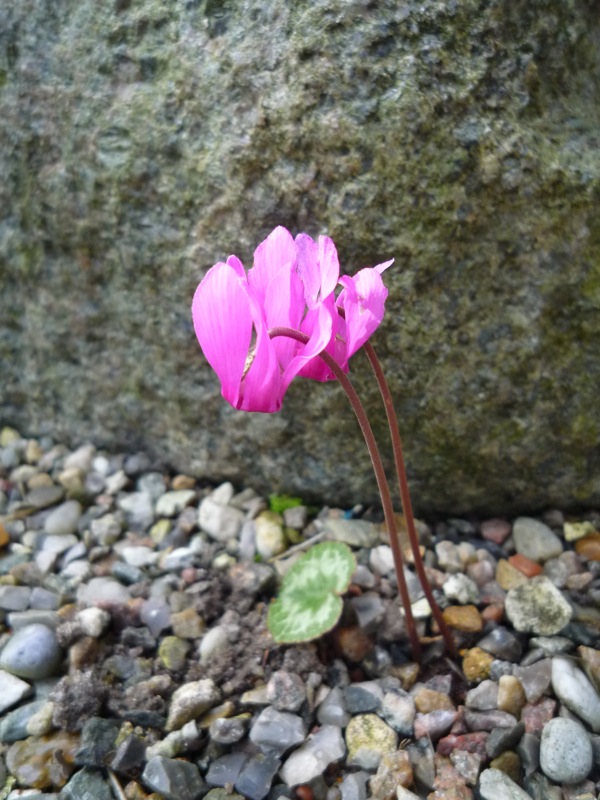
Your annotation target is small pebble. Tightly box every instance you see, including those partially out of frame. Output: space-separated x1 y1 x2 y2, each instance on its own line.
279 724 345 786
551 656 600 732
539 717 593 784
0 623 63 680
345 714 397 770
512 517 563 562
505 576 572 635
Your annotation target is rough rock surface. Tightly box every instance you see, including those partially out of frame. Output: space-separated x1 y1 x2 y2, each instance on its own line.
1 1 600 513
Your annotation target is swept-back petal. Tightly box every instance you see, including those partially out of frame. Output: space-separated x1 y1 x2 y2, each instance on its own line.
298 297 347 381
337 266 389 357
239 283 282 412
192 261 252 408
249 226 297 304
295 232 320 308
264 264 305 369
317 235 340 299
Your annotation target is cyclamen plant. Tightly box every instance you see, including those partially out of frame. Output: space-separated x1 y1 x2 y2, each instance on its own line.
192 226 456 660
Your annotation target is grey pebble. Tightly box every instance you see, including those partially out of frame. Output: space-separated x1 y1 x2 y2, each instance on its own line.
540 716 593 784
512 516 564 562
235 752 281 800
344 681 384 713
551 656 600 733
0 669 33 714
249 706 306 756
142 755 207 800
0 699 46 743
477 626 523 662
209 716 247 745
317 687 352 728
486 722 525 759
0 585 31 611
0 623 63 680
479 767 534 800
266 670 306 712
44 500 82 536
61 766 114 800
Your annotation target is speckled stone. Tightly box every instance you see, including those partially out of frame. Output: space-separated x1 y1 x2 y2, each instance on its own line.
5 731 80 789
479 767 533 800
540 717 593 784
345 714 397 770
442 604 483 633
0 623 63 680
505 576 572 635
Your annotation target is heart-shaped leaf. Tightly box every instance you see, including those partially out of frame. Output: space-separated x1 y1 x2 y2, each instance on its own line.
268 541 356 643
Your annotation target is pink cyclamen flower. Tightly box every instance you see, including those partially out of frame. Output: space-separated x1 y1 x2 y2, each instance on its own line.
192 226 392 412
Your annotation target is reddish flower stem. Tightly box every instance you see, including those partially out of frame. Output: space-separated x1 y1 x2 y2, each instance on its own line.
363 342 457 658
269 326 421 660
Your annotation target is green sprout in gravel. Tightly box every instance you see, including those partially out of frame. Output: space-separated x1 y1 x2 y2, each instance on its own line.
192 226 457 659
267 541 356 643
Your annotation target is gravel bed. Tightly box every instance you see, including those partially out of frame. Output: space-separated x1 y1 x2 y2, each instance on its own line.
0 427 599 800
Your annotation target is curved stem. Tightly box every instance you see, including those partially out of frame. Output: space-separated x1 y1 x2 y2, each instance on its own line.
363 342 457 658
269 326 421 660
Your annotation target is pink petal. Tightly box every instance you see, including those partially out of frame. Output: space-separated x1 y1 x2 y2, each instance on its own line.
297 298 348 381
249 226 297 304
295 232 320 308
317 235 340 299
337 267 389 357
264 264 305 369
192 261 252 408
281 300 336 392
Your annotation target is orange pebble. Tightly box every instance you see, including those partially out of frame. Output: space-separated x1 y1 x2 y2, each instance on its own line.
295 785 313 800
481 604 504 623
575 532 600 561
509 553 543 577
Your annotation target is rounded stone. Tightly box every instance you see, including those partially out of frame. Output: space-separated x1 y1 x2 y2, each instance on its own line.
512 517 563 562
505 576 572 635
0 623 63 680
540 717 593 784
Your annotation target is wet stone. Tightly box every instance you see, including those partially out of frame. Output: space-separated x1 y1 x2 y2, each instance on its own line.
279 724 345 786
61 766 113 800
206 751 248 787
344 681 384 713
235 752 281 800
142 755 207 800
248 706 306 756
317 686 352 728
485 722 525 759
476 627 523 662
110 732 147 775
340 771 369 800
0 670 33 714
0 623 63 680
0 700 47 744
75 716 119 767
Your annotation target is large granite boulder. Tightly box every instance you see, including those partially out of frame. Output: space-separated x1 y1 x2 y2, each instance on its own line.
1 1 599 514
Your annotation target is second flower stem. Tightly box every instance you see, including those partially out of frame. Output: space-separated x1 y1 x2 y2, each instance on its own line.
363 341 457 658
269 326 422 660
